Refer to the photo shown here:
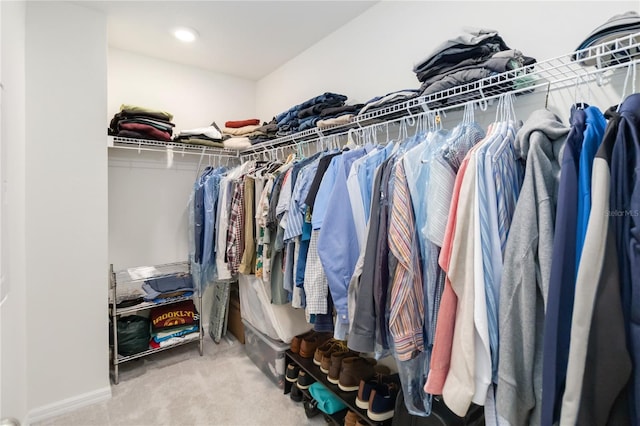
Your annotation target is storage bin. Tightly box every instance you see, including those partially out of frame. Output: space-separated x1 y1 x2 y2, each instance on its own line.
242 318 290 388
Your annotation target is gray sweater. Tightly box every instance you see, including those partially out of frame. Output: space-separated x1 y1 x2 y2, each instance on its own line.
496 109 569 426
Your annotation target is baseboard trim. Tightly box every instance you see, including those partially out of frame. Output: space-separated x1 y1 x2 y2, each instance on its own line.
26 386 112 425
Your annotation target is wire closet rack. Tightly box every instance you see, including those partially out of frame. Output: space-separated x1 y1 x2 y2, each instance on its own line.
239 30 640 156
107 31 640 159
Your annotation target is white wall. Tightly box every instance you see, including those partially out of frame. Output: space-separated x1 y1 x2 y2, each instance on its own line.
25 1 110 420
0 0 27 423
108 48 258 132
256 1 640 120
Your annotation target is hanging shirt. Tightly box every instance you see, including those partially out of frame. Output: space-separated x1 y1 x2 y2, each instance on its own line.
476 121 522 384
610 93 640 426
388 159 425 360
497 110 568 426
317 146 372 340
575 106 607 270
425 151 473 396
541 105 586 426
561 105 631 426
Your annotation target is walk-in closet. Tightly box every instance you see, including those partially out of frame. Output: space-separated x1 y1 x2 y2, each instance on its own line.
1 2 640 426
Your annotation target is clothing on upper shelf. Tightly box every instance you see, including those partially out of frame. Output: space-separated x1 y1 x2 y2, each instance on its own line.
108 104 175 141
225 119 260 128
574 11 640 67
412 28 536 106
274 92 348 136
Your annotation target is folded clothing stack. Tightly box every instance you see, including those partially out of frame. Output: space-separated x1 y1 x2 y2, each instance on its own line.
142 272 194 303
222 118 263 150
274 92 348 136
149 299 199 349
357 90 420 116
249 119 279 145
573 11 640 67
108 104 175 141
174 122 224 147
413 28 536 106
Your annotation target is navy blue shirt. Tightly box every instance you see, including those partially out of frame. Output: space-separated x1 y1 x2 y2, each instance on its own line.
610 93 640 424
541 105 586 426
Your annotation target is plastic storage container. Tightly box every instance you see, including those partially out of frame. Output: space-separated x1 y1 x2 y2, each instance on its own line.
242 318 290 388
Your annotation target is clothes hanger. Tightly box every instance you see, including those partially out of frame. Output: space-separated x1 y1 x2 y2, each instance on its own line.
617 60 637 112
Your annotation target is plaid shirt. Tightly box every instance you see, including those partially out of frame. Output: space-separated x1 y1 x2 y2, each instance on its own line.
226 177 245 275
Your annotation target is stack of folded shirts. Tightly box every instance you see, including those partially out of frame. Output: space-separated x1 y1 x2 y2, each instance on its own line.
316 103 363 128
174 123 224 147
149 299 199 349
249 119 278 145
222 118 263 150
274 92 348 136
142 272 194 303
108 104 175 141
357 90 420 116
573 11 640 67
413 28 536 106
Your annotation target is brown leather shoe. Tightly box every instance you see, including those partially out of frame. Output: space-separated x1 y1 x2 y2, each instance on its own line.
338 356 377 392
299 333 332 359
313 338 340 366
290 329 314 354
327 349 359 383
320 342 349 374
344 410 358 426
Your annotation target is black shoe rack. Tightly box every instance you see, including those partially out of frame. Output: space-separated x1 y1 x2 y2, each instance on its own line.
284 350 392 426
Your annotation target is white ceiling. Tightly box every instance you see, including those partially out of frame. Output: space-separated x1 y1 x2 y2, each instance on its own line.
83 1 378 80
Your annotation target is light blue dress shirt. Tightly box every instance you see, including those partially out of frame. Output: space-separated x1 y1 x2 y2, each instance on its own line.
317 146 372 339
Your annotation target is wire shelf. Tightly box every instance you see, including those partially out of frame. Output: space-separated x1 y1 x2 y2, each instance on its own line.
240 31 640 156
109 136 242 158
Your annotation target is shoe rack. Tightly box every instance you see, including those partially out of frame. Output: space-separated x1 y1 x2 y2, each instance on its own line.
284 350 393 426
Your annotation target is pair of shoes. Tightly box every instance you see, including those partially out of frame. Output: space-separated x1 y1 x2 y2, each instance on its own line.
286 363 317 389
290 383 303 402
290 329 315 354
327 348 359 384
355 369 396 409
285 363 300 383
312 339 343 367
344 410 359 426
296 370 315 390
299 332 332 359
367 381 399 421
337 356 378 392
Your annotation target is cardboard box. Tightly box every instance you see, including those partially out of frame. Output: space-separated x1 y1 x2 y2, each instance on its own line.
227 295 245 344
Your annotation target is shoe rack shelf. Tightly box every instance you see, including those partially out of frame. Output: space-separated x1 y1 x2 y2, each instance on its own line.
284 350 392 426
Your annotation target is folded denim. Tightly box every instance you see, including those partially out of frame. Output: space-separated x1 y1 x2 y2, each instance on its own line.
319 104 364 118
297 99 346 119
275 92 347 123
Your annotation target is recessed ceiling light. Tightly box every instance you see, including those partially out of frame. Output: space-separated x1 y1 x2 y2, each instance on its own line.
173 27 198 43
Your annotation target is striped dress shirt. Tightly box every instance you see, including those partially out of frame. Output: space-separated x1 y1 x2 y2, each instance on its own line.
388 160 425 361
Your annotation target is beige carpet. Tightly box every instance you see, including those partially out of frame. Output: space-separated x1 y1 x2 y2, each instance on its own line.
34 334 327 426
